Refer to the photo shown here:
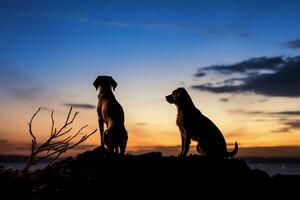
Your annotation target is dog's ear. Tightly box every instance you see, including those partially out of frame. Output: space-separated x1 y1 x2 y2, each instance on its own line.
109 76 118 91
93 76 100 90
173 92 180 101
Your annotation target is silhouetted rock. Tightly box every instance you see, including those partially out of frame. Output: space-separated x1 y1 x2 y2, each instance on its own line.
0 146 299 199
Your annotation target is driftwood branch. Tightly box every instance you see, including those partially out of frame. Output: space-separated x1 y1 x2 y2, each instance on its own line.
23 107 97 172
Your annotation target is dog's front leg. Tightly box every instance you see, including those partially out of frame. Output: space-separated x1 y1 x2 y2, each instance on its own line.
179 134 185 156
180 134 191 157
98 118 105 147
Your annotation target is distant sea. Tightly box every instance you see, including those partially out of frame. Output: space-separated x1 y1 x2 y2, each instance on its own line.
1 162 300 176
247 163 300 176
1 163 48 171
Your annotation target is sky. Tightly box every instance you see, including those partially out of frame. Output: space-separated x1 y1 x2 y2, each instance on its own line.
1 0 300 157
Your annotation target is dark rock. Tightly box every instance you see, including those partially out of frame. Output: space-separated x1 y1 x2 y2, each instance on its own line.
0 146 299 199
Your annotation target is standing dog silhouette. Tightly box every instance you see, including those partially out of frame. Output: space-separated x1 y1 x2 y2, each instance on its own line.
93 76 128 155
166 87 238 158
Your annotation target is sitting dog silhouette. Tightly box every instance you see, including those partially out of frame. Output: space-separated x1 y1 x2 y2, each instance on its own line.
93 76 128 155
166 87 238 158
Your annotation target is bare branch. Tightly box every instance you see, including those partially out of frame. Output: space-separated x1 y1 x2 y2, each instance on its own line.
50 110 55 136
23 107 97 172
28 107 41 152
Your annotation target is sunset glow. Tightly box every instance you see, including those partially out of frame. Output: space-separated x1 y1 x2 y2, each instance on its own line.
1 0 300 157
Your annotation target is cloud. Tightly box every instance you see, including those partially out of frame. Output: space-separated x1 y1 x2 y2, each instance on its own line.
234 110 300 133
195 56 284 75
136 123 148 126
272 120 300 133
219 98 229 102
286 38 300 49
93 20 130 27
64 103 96 110
13 10 251 38
258 99 268 103
72 144 97 150
271 127 291 133
192 55 300 97
285 120 300 129
0 139 8 144
236 110 300 116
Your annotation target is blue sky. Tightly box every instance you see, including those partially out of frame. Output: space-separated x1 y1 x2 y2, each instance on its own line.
1 0 300 156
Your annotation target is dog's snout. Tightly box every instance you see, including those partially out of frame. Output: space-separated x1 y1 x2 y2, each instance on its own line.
166 94 174 103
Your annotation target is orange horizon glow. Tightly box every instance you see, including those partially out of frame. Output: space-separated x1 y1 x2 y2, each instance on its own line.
1 91 300 157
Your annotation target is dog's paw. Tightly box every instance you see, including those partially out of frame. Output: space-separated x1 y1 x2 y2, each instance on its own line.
178 153 185 158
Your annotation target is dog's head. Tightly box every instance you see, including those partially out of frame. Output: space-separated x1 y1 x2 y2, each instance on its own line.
93 76 118 92
166 87 189 105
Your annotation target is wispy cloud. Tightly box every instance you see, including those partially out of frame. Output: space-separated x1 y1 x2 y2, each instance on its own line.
0 139 8 144
219 98 229 102
144 23 186 30
93 20 130 27
13 10 251 38
136 122 148 126
72 144 97 150
64 103 96 110
285 38 300 49
271 120 300 133
234 110 300 133
236 110 300 116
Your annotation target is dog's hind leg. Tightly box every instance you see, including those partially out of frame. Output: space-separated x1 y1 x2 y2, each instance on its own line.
114 146 119 154
196 143 206 156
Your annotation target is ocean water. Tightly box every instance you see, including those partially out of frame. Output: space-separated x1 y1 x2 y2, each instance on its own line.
1 163 48 171
248 163 300 176
1 162 300 176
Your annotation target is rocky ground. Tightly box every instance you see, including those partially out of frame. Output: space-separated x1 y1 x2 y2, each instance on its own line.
1 147 299 199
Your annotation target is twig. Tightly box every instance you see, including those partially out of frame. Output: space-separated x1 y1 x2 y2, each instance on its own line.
23 107 97 172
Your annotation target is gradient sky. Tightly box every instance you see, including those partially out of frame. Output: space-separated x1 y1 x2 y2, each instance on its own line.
1 0 300 157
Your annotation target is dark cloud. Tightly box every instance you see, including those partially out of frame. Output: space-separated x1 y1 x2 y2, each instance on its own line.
271 127 290 133
72 144 97 150
64 103 96 109
194 56 283 75
220 98 229 102
0 140 8 144
192 55 300 97
194 72 206 77
258 99 268 103
285 120 300 129
237 110 300 116
272 120 300 133
238 32 251 38
0 141 30 153
136 123 148 126
272 111 300 116
286 38 300 49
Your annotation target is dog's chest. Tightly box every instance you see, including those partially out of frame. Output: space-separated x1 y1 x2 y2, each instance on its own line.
176 112 185 128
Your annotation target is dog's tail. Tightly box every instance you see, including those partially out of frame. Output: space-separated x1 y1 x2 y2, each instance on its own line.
225 142 238 158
